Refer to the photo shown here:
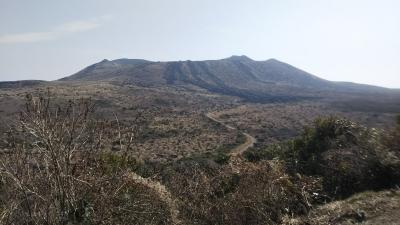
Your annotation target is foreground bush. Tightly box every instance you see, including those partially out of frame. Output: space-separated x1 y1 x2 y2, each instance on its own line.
0 94 173 225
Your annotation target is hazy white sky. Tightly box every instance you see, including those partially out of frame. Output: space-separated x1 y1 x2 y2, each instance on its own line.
0 0 399 88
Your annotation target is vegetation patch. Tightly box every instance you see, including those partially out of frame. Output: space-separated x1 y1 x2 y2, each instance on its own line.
246 116 400 198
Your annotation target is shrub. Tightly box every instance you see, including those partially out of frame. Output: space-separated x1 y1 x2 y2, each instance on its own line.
285 117 400 198
244 145 285 162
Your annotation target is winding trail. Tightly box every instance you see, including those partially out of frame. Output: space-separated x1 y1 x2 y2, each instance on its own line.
124 111 257 225
206 112 256 157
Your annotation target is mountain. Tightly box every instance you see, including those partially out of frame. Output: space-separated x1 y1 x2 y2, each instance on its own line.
62 56 330 88
60 56 396 102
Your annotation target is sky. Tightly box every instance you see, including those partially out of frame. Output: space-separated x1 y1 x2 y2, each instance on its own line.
0 0 399 88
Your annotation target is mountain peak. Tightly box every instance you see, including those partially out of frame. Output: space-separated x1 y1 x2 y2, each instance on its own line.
111 58 151 65
226 55 253 61
265 58 280 63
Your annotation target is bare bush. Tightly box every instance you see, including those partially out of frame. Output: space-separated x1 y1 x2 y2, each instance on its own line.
0 93 172 225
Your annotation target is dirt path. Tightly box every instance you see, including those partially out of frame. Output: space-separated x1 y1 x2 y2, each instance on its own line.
206 112 256 156
122 111 256 225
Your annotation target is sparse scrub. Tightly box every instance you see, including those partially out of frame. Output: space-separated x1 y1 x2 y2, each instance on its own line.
1 91 399 225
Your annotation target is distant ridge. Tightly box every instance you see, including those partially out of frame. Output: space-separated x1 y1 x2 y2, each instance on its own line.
0 80 46 89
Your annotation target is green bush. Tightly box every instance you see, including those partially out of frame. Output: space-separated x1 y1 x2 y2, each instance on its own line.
248 116 400 199
287 117 400 198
